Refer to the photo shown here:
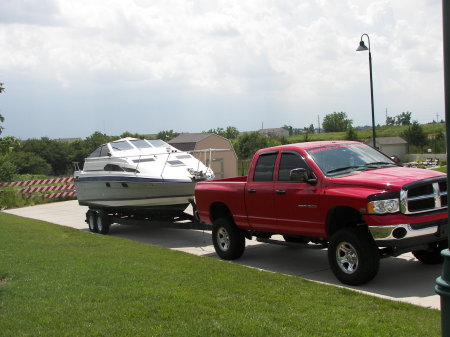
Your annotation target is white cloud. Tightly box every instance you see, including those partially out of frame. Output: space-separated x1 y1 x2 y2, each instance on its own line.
0 0 445 138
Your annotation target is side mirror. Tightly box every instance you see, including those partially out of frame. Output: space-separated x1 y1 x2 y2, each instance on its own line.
290 168 308 182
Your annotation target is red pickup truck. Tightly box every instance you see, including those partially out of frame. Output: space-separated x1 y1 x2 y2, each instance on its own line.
195 141 448 285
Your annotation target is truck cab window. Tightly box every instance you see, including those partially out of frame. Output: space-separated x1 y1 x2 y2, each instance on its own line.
253 152 277 182
278 152 309 181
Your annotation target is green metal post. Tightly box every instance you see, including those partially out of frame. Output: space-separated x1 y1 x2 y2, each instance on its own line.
436 1 450 336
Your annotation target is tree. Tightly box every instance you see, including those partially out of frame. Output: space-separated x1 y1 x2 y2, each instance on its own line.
282 125 293 136
303 132 311 142
0 155 17 182
84 131 115 151
119 131 146 139
322 112 352 132
345 125 358 141
385 116 395 126
234 132 272 159
157 130 179 141
0 136 21 154
9 152 51 175
395 111 412 126
225 126 240 139
21 137 71 175
431 131 446 153
304 124 315 134
208 127 225 137
205 126 240 139
401 121 428 151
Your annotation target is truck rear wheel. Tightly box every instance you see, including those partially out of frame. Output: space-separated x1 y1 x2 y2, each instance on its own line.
212 217 245 260
328 227 380 285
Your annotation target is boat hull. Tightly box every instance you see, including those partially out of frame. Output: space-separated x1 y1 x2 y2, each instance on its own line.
74 175 195 214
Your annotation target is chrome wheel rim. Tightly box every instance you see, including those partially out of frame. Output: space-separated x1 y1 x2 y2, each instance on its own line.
217 227 230 251
336 242 358 274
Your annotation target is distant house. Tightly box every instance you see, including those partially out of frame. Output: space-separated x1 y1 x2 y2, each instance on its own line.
168 133 237 179
259 128 289 138
365 137 408 161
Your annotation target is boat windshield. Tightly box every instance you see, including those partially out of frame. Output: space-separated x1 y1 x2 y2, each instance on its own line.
147 140 168 148
110 141 134 151
306 143 397 176
88 145 110 158
130 139 152 149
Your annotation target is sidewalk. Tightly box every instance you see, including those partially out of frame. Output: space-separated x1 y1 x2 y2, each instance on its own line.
3 200 442 310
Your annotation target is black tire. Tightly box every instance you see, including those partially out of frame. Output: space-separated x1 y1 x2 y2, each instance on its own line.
283 235 309 244
328 227 380 285
87 211 98 233
96 214 111 235
413 242 446 264
212 217 245 260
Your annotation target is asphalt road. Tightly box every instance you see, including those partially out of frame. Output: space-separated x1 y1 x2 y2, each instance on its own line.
3 200 443 310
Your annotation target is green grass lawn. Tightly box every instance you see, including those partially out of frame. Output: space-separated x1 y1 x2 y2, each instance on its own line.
432 166 447 173
0 213 441 337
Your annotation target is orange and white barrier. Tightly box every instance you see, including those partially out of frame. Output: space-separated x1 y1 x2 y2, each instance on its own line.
0 177 74 188
19 184 75 194
0 177 76 199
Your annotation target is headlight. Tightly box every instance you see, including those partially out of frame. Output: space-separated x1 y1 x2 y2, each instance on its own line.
367 198 399 214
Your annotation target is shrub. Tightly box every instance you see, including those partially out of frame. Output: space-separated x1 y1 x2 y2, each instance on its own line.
0 155 18 182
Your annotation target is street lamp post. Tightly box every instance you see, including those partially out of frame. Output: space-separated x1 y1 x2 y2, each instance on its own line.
436 1 450 336
356 34 376 148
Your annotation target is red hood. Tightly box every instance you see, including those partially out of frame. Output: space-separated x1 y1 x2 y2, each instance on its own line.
329 167 446 191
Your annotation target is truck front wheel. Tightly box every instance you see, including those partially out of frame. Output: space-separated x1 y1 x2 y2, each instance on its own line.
212 217 245 260
328 227 380 285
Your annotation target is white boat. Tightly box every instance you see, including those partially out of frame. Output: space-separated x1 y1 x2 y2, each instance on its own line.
73 137 214 216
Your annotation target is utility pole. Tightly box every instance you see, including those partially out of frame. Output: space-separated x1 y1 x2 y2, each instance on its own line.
317 115 321 133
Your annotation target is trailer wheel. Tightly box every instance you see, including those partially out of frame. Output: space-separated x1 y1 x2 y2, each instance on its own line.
96 215 111 235
328 227 380 285
212 217 245 260
87 211 98 233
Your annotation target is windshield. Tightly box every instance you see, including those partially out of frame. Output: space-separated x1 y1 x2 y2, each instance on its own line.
306 143 396 176
110 140 134 151
130 139 152 149
147 140 168 148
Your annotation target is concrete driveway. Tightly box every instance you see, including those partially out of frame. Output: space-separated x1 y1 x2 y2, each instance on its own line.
3 200 442 310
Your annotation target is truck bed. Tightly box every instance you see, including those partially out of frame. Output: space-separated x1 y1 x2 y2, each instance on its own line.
195 176 248 226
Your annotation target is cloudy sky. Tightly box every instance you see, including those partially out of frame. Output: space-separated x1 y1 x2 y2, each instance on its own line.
0 0 445 139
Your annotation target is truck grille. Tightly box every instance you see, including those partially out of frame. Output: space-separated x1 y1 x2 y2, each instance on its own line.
400 177 447 214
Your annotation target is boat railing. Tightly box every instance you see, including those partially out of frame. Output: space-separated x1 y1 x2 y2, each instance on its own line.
72 162 81 172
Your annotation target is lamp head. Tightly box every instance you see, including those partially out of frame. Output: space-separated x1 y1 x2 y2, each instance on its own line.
356 40 368 51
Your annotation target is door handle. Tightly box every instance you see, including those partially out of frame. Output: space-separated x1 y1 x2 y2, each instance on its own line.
247 189 256 194
275 190 286 195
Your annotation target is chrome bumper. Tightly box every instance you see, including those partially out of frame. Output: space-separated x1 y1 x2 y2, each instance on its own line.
368 224 439 241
